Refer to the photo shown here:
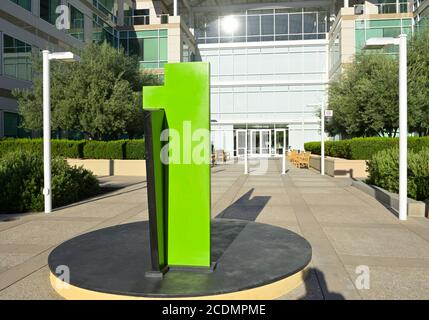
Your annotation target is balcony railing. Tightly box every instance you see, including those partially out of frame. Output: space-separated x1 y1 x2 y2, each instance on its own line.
354 2 409 15
125 14 169 26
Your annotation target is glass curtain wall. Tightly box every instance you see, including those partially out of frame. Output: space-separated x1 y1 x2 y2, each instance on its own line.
69 5 85 41
10 0 32 11
195 8 328 44
119 29 168 69
93 14 118 47
40 0 61 25
355 18 413 53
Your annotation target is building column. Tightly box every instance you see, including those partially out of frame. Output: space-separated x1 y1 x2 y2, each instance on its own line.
84 13 92 43
0 111 4 138
174 0 178 16
344 0 349 7
31 0 40 16
117 0 125 25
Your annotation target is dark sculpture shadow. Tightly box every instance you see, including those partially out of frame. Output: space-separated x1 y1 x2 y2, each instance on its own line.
300 267 345 300
215 188 270 221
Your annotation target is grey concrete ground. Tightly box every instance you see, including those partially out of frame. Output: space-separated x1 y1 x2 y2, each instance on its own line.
0 160 429 299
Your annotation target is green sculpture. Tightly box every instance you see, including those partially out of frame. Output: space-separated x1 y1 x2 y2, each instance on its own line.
143 62 211 274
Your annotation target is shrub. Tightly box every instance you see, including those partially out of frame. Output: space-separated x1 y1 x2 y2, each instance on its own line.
51 140 85 158
304 136 429 160
348 137 398 160
303 141 320 155
0 151 99 213
124 139 145 159
0 138 85 158
82 140 126 159
367 147 429 201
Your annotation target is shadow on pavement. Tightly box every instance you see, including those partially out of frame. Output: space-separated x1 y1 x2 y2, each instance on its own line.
215 188 270 221
300 267 345 300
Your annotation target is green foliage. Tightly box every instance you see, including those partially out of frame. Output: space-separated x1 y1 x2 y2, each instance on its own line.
83 140 126 159
0 139 146 159
303 141 320 155
304 136 429 160
408 27 429 136
0 138 85 158
327 28 429 138
13 42 160 140
327 53 399 138
0 151 99 213
367 147 429 201
124 139 146 159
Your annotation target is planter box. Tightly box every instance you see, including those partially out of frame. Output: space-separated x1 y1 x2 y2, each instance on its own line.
309 155 368 179
352 180 428 218
67 159 112 176
113 160 146 176
66 159 146 177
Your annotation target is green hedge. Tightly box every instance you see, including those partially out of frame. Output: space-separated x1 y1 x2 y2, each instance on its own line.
367 147 429 201
0 139 146 159
124 139 146 159
0 151 99 212
83 140 126 159
304 137 429 160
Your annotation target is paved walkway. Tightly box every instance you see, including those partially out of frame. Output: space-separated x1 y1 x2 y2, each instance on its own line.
1 160 429 299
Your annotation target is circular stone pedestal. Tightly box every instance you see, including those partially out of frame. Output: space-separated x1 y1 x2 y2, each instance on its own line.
49 219 312 299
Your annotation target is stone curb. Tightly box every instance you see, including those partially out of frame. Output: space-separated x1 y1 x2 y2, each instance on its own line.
351 179 428 218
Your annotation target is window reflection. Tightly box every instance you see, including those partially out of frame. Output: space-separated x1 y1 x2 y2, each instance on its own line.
195 8 327 44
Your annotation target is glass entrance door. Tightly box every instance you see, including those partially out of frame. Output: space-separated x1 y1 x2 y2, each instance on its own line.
249 129 271 157
250 130 259 155
274 129 286 156
260 129 271 156
236 129 247 157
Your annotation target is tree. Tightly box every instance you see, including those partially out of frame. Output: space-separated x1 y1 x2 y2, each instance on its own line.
326 53 400 138
408 27 429 136
13 42 160 140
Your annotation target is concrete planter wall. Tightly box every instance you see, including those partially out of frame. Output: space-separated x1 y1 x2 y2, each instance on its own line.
66 159 146 177
309 155 368 179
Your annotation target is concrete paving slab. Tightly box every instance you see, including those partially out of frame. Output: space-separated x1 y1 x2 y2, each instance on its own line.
324 226 429 258
0 220 99 246
344 264 429 300
1 161 428 300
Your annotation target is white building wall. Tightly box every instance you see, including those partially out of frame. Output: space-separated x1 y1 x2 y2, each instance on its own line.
199 40 328 153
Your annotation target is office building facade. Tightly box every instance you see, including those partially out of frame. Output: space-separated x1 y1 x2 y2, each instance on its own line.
1 0 428 156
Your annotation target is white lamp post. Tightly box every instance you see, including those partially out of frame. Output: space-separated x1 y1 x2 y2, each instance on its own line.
364 34 408 220
321 103 325 176
42 50 80 213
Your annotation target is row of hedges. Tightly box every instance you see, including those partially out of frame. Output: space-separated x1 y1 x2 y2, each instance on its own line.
0 139 146 160
0 151 100 212
367 147 429 201
304 137 429 160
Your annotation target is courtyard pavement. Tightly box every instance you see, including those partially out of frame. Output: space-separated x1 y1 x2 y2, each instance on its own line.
0 159 429 299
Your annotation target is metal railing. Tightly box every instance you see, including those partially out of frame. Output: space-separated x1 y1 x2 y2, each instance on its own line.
354 2 409 15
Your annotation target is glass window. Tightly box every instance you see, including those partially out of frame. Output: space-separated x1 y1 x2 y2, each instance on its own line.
247 15 260 36
143 38 158 61
261 15 274 35
159 37 168 61
289 13 302 34
275 14 288 35
10 0 31 11
122 30 168 69
40 0 60 25
128 38 143 59
318 11 327 33
206 18 219 38
304 13 317 34
235 15 246 37
3 34 32 81
69 6 84 41
4 112 19 137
